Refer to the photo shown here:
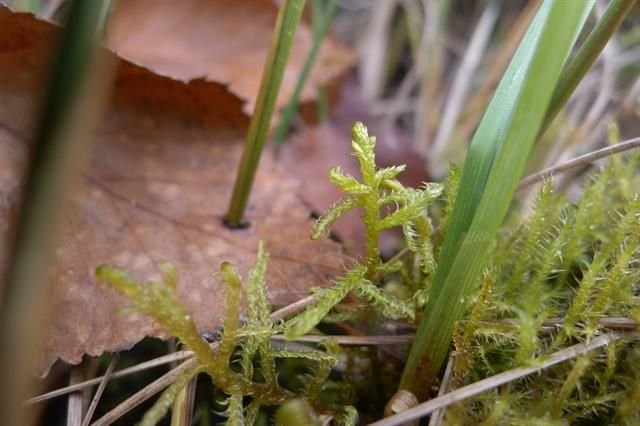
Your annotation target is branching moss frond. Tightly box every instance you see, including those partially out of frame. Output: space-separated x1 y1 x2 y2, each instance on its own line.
219 261 243 364
284 265 367 338
329 166 370 195
453 269 496 387
96 265 218 376
413 215 436 276
375 164 406 184
311 196 360 240
224 393 245 426
503 181 556 296
353 282 415 320
341 406 359 426
351 121 377 185
437 164 460 260
247 241 271 327
552 355 593 417
304 339 339 399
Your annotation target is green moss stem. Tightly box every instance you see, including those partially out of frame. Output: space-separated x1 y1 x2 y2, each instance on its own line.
273 0 338 148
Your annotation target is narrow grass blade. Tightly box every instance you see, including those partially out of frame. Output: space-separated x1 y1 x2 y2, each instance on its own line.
542 0 636 134
226 0 306 226
273 0 338 148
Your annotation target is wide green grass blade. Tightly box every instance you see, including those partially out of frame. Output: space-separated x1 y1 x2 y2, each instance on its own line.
399 0 594 399
428 1 552 307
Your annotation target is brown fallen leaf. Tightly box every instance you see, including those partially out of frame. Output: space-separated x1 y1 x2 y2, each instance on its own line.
105 0 357 115
0 6 344 375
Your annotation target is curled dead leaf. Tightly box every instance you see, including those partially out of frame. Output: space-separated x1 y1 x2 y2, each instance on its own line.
105 0 357 115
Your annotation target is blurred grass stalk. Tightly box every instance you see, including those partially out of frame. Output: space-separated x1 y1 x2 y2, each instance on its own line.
398 0 596 400
226 0 306 226
428 0 499 177
273 0 338 149
414 0 451 154
0 1 115 424
15 0 40 12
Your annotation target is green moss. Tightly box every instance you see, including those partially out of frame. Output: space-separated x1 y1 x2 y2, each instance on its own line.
97 122 640 424
97 242 355 425
441 154 640 424
286 122 443 338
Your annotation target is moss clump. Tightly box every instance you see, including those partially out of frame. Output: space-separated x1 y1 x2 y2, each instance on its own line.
444 151 640 424
97 242 356 425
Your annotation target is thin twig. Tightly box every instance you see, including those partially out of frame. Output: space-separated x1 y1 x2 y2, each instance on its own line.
518 136 640 189
369 333 622 426
25 351 192 405
271 295 316 320
428 356 454 426
81 354 118 426
90 354 208 426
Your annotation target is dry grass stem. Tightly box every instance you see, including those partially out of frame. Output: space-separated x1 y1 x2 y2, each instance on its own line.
26 351 192 405
427 356 454 426
518 136 640 189
271 334 414 345
429 2 499 174
90 356 203 426
66 366 84 426
81 355 118 426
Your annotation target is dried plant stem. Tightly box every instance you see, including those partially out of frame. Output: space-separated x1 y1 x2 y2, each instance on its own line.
26 351 192 405
81 355 118 426
90 354 207 426
372 333 623 426
427 356 454 426
272 334 413 345
170 376 197 426
67 366 85 426
518 136 640 189
359 0 398 101
226 0 306 226
271 294 316 320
